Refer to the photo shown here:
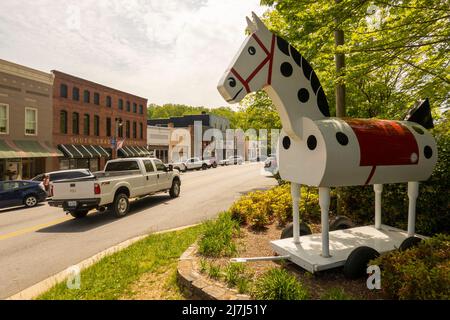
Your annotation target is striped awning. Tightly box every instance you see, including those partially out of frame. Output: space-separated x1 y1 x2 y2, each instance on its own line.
118 145 152 158
58 144 110 158
0 140 63 158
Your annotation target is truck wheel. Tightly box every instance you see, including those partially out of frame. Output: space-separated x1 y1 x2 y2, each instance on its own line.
399 236 422 251
170 179 180 198
202 163 208 170
69 210 89 219
280 222 312 239
212 163 217 168
344 246 380 279
330 216 355 231
113 193 129 217
24 195 38 208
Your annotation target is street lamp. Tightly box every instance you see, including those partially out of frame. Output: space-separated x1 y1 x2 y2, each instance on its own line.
113 118 123 159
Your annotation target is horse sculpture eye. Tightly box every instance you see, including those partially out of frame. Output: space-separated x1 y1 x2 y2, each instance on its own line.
228 77 236 87
248 46 256 55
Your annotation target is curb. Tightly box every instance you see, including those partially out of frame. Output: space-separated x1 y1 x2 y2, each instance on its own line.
7 223 199 300
177 244 251 300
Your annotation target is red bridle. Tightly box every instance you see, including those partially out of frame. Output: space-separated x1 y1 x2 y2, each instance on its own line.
230 34 276 94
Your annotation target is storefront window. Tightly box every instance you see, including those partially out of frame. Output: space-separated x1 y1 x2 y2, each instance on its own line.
90 158 99 172
59 159 70 170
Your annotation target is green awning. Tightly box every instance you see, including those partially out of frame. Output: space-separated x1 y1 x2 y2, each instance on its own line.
0 140 63 158
58 145 111 158
118 145 151 158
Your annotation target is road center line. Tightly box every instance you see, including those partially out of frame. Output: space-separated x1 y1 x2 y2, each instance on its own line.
0 216 72 241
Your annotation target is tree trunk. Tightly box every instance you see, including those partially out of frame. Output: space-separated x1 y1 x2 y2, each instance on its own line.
334 0 346 117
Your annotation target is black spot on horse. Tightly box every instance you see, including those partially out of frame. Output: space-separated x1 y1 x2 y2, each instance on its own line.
424 146 433 159
307 135 317 150
310 72 320 93
317 87 330 117
282 136 291 150
280 62 293 77
298 88 309 103
302 58 313 79
277 37 290 56
290 45 302 68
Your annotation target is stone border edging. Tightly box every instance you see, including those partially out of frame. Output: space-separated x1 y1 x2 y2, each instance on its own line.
177 244 251 300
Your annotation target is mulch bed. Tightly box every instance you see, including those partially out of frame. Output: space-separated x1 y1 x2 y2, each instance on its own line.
205 223 386 300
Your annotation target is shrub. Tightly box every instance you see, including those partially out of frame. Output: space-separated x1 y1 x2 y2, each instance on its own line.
198 212 240 257
207 263 222 280
372 234 450 300
224 263 252 293
339 122 450 236
320 288 353 300
253 268 309 300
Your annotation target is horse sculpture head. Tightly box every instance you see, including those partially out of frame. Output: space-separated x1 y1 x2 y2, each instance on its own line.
217 13 330 141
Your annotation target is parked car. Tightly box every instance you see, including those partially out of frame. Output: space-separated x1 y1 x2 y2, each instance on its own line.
219 155 244 166
171 157 210 171
32 169 93 183
0 180 47 209
264 156 279 175
49 158 181 219
204 156 218 168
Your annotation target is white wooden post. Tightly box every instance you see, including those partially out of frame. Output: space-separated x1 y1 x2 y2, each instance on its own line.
291 183 300 244
319 187 331 258
407 182 419 237
374 184 383 230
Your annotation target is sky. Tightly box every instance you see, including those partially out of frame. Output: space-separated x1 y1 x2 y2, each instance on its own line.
0 0 268 108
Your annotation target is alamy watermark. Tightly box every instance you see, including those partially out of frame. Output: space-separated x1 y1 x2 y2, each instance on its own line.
367 265 381 290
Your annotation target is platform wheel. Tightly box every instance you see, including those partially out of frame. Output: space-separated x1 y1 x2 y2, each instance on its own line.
329 216 355 231
280 222 312 239
343 246 380 279
399 236 422 251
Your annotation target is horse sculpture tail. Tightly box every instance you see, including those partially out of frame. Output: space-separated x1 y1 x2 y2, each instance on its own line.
404 98 434 129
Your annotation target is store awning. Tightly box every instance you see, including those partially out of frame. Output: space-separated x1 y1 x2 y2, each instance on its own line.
0 140 63 158
58 144 110 158
118 145 152 158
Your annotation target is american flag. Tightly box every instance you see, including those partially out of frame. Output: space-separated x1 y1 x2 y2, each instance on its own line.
116 138 125 151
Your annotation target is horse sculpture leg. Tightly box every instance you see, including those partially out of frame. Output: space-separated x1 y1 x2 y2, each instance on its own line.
291 182 301 244
374 184 383 230
319 187 331 258
407 182 419 237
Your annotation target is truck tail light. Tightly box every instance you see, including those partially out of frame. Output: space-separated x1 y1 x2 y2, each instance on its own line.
94 183 101 195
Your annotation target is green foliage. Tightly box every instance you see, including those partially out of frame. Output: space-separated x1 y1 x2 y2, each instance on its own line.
372 234 450 300
230 184 335 228
260 0 449 118
207 263 222 280
224 263 253 294
253 268 309 300
340 125 450 236
198 212 240 257
320 288 354 300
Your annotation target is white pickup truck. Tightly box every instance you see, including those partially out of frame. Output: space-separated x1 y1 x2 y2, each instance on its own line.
48 158 181 219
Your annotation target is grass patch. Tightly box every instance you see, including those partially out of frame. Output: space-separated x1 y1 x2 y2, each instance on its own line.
224 263 252 294
37 225 203 300
320 288 353 300
253 268 309 300
198 211 240 257
207 263 222 280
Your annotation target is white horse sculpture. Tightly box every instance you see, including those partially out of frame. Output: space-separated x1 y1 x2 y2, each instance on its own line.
217 13 438 275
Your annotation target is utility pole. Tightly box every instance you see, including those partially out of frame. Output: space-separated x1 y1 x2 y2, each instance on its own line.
113 118 123 159
334 0 346 118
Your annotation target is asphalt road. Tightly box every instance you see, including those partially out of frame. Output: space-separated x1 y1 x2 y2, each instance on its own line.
0 163 276 298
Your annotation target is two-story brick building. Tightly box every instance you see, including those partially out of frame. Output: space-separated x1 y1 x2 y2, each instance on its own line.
52 71 149 171
0 59 61 180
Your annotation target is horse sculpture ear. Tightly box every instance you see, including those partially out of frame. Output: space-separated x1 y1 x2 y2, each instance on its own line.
246 16 257 33
252 12 269 33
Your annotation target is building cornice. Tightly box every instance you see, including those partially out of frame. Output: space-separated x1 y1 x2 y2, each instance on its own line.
0 59 54 85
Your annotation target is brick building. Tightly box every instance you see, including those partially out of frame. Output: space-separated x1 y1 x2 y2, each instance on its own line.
52 71 149 172
0 59 61 180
